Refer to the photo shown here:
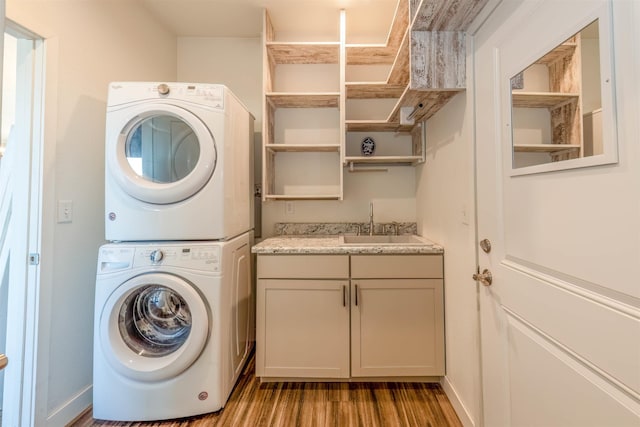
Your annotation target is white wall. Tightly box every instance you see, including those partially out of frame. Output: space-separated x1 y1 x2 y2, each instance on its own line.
6 1 176 424
263 168 417 236
415 91 481 425
177 37 262 131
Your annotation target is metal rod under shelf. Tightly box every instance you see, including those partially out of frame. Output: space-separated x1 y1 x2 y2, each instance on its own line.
347 162 389 173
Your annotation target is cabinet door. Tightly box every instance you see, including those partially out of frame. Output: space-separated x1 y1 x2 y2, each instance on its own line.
256 279 350 378
351 279 444 377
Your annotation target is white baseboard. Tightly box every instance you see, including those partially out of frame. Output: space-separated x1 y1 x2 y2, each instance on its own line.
46 384 92 427
441 376 476 427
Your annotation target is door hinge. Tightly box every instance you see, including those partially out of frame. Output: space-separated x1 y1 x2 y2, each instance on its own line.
29 253 40 265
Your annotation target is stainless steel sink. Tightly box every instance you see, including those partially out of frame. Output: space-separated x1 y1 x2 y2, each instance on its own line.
340 235 426 245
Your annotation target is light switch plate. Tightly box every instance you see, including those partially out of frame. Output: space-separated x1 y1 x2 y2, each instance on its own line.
57 200 73 223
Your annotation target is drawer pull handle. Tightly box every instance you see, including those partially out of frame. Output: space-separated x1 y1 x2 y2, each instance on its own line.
342 285 347 307
355 284 359 306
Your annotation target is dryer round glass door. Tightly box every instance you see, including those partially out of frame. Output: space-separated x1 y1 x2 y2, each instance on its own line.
99 272 209 382
106 104 217 204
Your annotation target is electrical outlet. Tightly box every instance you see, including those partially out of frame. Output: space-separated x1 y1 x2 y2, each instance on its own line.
285 201 295 215
57 200 73 223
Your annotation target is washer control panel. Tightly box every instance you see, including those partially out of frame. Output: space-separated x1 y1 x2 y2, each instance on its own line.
132 245 222 272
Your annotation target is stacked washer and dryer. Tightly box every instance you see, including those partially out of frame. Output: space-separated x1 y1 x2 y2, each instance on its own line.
93 82 255 421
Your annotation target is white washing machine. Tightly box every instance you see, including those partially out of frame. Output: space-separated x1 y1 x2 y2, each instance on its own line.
105 82 254 242
93 233 254 421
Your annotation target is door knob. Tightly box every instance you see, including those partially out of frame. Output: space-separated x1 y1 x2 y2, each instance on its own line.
0 354 8 371
479 238 491 253
472 269 493 286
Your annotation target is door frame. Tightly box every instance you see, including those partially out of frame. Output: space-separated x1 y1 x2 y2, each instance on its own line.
1 20 45 427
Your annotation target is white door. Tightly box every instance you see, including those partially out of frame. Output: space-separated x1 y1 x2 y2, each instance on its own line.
0 24 44 427
474 1 640 426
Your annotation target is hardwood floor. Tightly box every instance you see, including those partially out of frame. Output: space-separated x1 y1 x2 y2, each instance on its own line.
71 354 462 427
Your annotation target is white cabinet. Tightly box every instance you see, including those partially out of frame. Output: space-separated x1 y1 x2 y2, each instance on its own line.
256 253 445 380
350 255 444 377
256 255 350 378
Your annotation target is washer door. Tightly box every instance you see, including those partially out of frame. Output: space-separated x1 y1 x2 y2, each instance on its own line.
107 104 217 204
100 272 209 382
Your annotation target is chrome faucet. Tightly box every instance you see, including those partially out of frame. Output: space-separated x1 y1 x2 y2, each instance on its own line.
368 202 374 236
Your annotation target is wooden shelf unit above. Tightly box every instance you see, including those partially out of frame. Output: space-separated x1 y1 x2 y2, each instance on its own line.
261 1 492 200
342 0 482 134
266 144 341 153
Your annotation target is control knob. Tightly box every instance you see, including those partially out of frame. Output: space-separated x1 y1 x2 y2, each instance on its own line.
150 249 164 263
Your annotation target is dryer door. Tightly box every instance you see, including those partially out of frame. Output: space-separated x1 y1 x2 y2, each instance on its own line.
106 104 217 204
99 272 209 382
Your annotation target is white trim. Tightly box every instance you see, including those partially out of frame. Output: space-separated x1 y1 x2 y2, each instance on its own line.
21 34 46 427
44 384 92 426
441 376 477 427
33 35 59 427
502 257 640 317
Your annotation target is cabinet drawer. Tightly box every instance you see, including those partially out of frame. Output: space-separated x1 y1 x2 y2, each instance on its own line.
351 255 443 279
257 255 349 279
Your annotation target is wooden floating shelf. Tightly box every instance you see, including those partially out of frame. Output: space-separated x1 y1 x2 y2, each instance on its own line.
266 92 340 108
513 144 581 153
267 42 340 64
346 44 396 65
512 92 580 108
346 82 406 99
388 88 463 123
345 120 413 133
345 87 462 132
266 144 341 153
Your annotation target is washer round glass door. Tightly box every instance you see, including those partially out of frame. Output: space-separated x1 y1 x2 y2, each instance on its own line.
100 272 209 382
107 104 217 204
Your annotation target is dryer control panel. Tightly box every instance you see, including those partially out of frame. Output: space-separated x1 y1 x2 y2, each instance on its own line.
107 82 225 110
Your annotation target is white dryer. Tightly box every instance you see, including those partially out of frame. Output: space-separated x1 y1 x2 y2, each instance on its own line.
93 233 254 421
105 82 254 242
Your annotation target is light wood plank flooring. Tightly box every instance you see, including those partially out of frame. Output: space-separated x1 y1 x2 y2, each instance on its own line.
71 354 461 427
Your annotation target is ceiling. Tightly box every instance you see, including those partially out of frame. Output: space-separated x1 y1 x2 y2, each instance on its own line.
139 0 399 42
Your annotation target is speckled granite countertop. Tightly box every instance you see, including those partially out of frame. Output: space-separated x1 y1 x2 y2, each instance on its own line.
251 235 444 255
